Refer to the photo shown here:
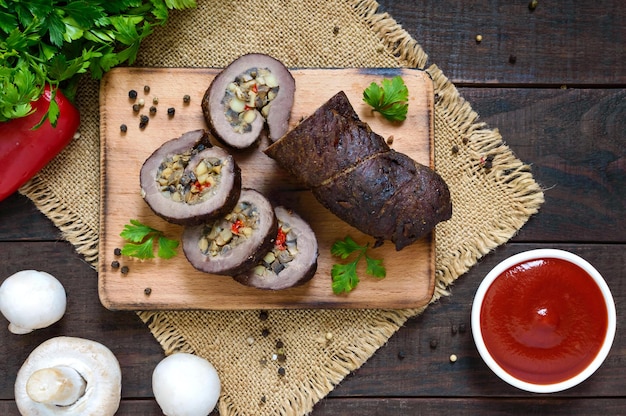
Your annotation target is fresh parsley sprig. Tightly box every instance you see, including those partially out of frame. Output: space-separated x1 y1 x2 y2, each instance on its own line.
0 0 197 125
120 219 179 260
362 76 409 122
330 236 386 294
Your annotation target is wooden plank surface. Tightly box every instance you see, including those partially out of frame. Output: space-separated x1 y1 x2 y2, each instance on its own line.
98 67 436 310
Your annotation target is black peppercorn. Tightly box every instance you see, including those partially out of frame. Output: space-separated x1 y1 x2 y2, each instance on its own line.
333 26 340 35
132 103 140 113
509 54 517 64
259 311 269 321
451 145 459 154
144 85 150 93
128 89 138 99
277 354 286 363
276 340 284 349
397 350 406 360
139 114 149 129
120 124 127 133
261 328 270 337
462 137 469 145
278 367 286 376
149 106 157 115
429 339 438 349
114 247 122 256
183 94 191 104
144 287 152 295
167 107 175 117
111 260 120 269
121 266 129 274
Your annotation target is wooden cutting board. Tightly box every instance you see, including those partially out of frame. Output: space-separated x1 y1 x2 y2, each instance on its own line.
98 67 436 310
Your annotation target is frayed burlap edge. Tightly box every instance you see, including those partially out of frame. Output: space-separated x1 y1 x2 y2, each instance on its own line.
427 63 544 296
19 176 99 266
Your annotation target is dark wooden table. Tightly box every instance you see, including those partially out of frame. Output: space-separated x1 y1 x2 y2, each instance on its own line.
1 1 624 414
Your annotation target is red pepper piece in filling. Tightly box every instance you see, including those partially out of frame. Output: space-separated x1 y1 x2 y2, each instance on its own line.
231 219 245 235
275 227 287 250
0 85 80 202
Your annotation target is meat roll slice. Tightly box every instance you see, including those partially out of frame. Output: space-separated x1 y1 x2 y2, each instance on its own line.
233 206 318 290
202 53 296 149
183 189 278 276
140 130 241 225
264 91 390 188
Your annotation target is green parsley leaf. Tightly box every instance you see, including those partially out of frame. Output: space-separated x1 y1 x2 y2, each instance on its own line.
331 262 359 294
119 219 179 260
157 235 179 259
362 75 409 122
121 238 156 259
330 236 386 294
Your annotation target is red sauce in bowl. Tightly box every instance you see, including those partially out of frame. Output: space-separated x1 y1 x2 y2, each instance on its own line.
480 257 609 385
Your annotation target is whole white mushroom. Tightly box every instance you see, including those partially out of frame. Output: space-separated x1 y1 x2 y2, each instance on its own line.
152 352 221 416
0 270 67 334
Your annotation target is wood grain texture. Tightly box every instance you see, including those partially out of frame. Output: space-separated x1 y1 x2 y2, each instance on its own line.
98 67 437 310
377 0 626 85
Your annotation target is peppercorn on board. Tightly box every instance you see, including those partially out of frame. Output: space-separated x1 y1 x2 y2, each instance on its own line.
99 67 436 310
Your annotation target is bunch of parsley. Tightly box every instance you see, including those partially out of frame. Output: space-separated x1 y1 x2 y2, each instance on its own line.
0 0 196 124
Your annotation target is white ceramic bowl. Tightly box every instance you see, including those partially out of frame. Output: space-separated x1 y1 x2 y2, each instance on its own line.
471 249 616 393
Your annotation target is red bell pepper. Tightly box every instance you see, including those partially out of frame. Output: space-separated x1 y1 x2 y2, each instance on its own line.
0 85 80 202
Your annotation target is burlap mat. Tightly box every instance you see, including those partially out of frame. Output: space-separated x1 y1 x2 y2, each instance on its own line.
19 0 544 414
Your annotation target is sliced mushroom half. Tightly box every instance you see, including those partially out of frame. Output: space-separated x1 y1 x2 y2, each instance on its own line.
140 129 242 225
233 206 318 290
15 337 121 416
183 189 278 276
202 53 296 149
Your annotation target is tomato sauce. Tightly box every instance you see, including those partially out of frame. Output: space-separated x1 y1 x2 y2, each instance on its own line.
480 258 608 385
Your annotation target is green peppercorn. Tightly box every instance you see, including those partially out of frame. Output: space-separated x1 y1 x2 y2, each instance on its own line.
529 0 538 11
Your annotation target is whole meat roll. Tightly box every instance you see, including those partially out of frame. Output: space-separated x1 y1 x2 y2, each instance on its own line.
233 206 318 290
182 189 278 276
264 91 452 250
264 91 390 188
139 130 242 225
